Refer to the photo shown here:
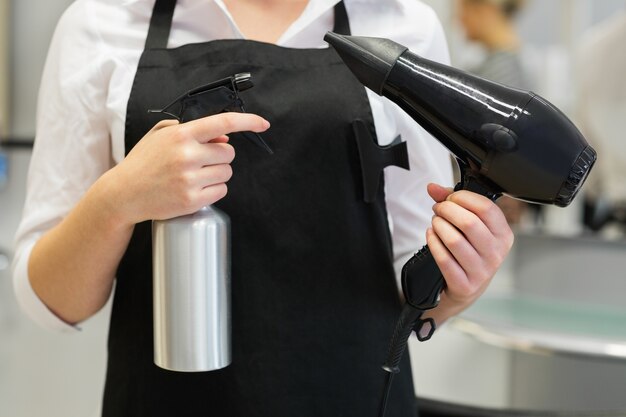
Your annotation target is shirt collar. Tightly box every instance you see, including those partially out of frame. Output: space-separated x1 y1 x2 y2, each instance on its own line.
120 0 350 45
211 0 342 45
278 0 340 44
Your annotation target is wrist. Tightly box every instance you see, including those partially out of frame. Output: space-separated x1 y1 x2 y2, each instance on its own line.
421 293 465 327
88 168 138 232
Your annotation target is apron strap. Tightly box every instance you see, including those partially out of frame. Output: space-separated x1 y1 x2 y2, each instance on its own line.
333 1 352 36
144 0 351 50
144 0 176 50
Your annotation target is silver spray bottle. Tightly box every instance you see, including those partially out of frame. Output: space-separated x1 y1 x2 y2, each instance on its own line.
153 206 231 372
148 73 272 372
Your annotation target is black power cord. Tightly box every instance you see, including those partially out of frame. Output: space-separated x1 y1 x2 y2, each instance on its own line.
377 304 434 417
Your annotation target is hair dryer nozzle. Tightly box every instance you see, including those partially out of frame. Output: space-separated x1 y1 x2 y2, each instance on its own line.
324 32 407 95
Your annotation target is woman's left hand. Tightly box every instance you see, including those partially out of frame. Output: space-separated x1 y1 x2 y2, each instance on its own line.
422 183 514 325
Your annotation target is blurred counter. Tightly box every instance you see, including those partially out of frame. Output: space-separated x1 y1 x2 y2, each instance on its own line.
456 294 626 360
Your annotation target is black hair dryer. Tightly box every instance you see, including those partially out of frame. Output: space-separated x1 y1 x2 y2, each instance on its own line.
324 32 597 415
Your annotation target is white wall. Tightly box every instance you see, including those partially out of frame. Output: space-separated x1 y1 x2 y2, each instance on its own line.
9 0 74 137
0 0 9 135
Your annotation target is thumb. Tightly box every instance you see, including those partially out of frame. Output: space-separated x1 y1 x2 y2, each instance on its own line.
427 183 454 203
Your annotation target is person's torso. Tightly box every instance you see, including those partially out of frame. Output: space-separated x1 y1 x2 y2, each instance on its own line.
102 2 417 416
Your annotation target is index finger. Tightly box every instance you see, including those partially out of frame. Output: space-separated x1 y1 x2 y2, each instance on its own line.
183 112 270 143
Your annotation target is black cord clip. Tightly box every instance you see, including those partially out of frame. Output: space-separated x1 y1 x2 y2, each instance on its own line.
414 316 436 342
353 120 409 203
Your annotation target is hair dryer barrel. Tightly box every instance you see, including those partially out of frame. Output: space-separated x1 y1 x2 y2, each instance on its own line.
324 32 596 207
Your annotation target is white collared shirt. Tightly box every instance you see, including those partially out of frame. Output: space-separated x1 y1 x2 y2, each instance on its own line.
13 0 453 331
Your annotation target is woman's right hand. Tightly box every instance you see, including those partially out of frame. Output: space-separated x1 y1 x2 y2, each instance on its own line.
103 112 270 226
26 113 268 325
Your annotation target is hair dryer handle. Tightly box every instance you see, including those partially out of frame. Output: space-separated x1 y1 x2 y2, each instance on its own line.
401 246 445 310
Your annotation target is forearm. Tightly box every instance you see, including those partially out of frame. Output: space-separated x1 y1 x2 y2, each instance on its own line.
28 170 134 324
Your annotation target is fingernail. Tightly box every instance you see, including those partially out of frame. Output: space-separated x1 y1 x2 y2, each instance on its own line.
263 119 271 129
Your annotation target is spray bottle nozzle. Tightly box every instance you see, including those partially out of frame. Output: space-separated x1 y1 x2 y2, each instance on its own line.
148 73 273 154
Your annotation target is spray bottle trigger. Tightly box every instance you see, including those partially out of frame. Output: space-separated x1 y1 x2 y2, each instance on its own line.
147 73 274 154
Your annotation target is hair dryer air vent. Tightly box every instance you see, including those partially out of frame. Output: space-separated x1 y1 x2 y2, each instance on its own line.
556 146 596 207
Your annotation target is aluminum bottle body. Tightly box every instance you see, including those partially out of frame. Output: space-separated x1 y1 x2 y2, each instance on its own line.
152 205 231 372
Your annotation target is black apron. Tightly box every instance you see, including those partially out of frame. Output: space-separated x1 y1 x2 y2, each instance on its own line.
103 1 416 416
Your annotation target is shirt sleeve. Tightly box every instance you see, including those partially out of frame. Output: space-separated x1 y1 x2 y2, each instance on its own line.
12 1 113 332
377 3 455 284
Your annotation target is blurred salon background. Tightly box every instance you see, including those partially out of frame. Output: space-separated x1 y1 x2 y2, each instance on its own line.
1 1 625 416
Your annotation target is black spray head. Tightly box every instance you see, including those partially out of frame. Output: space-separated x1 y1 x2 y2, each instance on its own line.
326 32 596 207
